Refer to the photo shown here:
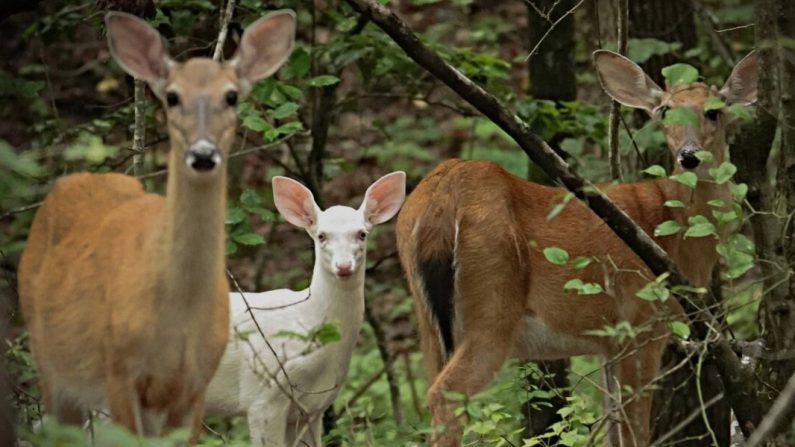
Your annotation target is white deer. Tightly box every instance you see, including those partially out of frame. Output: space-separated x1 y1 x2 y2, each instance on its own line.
204 171 406 447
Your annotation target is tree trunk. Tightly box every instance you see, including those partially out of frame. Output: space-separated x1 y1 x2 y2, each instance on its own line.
754 1 795 443
627 0 697 84
523 0 576 439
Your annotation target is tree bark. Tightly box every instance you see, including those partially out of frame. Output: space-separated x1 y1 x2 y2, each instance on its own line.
628 0 697 85
341 0 763 436
753 1 795 443
527 0 576 101
524 0 576 438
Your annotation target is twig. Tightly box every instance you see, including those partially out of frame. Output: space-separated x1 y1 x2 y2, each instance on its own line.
746 371 795 447
0 202 43 221
607 0 627 181
650 393 724 447
213 0 237 61
524 0 586 61
364 300 403 426
131 79 146 177
341 0 762 434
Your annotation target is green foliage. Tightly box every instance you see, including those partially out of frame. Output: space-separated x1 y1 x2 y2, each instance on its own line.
627 38 682 64
543 247 569 265
661 63 700 86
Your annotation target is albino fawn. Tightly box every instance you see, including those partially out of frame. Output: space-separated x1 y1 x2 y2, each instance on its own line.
396 50 757 446
204 172 406 447
16 11 295 440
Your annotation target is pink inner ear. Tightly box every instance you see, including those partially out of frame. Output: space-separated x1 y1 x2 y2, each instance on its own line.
107 14 165 82
273 177 315 227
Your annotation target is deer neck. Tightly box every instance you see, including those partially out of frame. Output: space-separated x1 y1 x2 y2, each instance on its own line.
309 249 366 341
157 152 227 307
658 168 732 287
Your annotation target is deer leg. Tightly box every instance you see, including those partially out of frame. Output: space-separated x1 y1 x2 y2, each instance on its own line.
427 323 518 447
605 336 667 447
105 375 143 435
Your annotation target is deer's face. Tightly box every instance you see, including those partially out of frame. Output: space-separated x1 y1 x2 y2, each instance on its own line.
105 10 296 178
161 61 241 176
313 206 369 280
655 84 728 175
594 49 758 179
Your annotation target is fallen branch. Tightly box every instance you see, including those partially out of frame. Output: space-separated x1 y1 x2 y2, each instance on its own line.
341 0 762 435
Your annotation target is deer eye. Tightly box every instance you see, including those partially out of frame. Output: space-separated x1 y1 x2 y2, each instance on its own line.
166 91 180 107
225 90 238 107
357 230 367 241
317 233 326 242
705 109 720 121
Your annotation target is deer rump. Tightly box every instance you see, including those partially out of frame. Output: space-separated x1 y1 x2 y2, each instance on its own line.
397 159 681 367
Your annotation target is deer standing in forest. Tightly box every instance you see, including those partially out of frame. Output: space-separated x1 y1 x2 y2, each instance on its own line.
16 10 295 440
204 172 405 447
396 50 757 446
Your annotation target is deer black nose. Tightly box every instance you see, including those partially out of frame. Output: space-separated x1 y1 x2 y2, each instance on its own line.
185 139 222 172
677 145 701 170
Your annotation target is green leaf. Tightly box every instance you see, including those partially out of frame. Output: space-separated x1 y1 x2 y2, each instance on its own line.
684 215 716 238
563 278 584 291
732 183 749 201
563 278 603 295
694 150 714 162
664 200 685 208
661 63 699 86
547 192 574 220
572 256 592 269
268 102 299 119
543 247 569 265
636 281 670 301
728 103 753 122
713 209 739 225
670 171 698 188
654 220 681 237
642 164 667 177
283 47 311 79
708 161 737 184
703 96 726 111
240 189 261 209
242 114 271 132
226 207 247 225
707 199 726 208
312 322 342 345
670 321 691 339
663 107 699 126
627 38 682 64
308 75 341 87
233 232 265 246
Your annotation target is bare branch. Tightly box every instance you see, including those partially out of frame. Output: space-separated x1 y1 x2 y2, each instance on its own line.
213 0 237 61
608 0 627 180
746 371 795 447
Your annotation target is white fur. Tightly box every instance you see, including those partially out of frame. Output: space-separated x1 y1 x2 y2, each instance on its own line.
204 172 405 447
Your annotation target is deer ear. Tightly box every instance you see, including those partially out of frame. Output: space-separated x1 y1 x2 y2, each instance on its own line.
360 171 406 226
720 51 758 105
232 10 296 94
105 12 172 93
272 176 318 228
593 50 664 114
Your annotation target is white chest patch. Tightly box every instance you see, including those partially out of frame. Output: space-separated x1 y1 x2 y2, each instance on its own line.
512 316 599 360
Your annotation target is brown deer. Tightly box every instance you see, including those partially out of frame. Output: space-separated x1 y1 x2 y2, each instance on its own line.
16 10 295 440
396 50 757 446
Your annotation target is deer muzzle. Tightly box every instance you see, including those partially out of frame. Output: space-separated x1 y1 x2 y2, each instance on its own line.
185 139 222 172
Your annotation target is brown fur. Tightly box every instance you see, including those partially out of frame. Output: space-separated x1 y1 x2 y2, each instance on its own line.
397 57 751 446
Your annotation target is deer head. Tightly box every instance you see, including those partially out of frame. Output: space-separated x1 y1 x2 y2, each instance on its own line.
105 10 296 178
594 50 758 178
